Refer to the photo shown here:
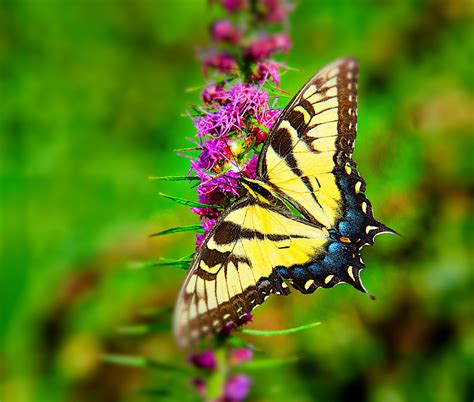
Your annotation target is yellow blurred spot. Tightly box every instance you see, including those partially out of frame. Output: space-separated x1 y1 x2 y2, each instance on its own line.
57 333 102 380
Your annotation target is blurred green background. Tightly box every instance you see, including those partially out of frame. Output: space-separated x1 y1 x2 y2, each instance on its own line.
1 0 472 401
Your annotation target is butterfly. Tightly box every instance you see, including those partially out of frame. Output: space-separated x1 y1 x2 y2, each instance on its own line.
173 58 395 348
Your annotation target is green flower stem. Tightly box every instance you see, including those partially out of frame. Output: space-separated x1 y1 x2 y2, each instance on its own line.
206 347 228 401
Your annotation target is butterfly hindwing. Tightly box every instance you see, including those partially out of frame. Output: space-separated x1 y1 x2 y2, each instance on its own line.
173 196 333 348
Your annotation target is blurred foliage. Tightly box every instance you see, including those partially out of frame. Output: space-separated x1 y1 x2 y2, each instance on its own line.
0 0 472 401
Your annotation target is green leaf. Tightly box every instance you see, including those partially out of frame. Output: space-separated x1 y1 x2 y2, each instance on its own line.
127 257 193 270
153 260 192 269
158 192 222 209
149 175 199 181
117 321 170 335
241 357 300 370
265 84 292 98
239 321 321 336
102 354 189 374
126 261 160 270
150 224 204 237
174 147 201 153
248 117 270 134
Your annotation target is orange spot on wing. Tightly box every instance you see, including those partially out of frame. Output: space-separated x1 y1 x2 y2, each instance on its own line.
340 237 351 243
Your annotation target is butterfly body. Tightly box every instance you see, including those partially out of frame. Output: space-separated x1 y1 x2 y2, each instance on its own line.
174 58 395 348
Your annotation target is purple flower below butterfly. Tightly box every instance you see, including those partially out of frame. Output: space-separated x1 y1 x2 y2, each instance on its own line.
223 374 253 402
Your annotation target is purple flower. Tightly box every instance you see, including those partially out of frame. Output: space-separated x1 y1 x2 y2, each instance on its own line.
223 374 252 402
221 0 248 13
191 138 230 171
241 155 258 179
203 53 238 76
253 108 281 144
252 61 282 85
245 33 291 60
195 82 271 141
261 0 291 23
188 350 217 370
211 20 241 44
202 84 229 105
202 218 217 233
195 233 205 247
229 348 253 365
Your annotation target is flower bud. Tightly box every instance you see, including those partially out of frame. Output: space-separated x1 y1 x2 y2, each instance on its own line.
211 20 241 44
245 33 291 60
188 350 217 370
221 0 248 13
229 347 253 365
203 53 238 76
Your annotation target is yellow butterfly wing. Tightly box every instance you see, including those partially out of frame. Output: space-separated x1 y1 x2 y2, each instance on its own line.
259 58 358 226
173 196 330 348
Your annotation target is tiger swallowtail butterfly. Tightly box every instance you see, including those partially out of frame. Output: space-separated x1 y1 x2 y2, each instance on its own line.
173 58 395 348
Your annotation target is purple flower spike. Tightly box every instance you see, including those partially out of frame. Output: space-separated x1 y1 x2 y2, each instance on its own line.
223 374 252 402
229 348 253 365
211 20 241 44
188 350 217 371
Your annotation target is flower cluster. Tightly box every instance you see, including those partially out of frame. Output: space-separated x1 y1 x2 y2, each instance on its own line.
189 347 254 401
190 0 292 246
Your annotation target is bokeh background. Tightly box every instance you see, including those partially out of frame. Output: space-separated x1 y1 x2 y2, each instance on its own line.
1 0 472 401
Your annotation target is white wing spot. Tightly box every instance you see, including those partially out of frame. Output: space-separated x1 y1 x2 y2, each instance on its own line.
366 225 379 234
355 181 362 193
361 202 367 213
347 266 355 281
304 279 314 290
324 275 334 284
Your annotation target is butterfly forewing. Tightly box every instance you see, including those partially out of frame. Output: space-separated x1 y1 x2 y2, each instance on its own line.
258 58 356 227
